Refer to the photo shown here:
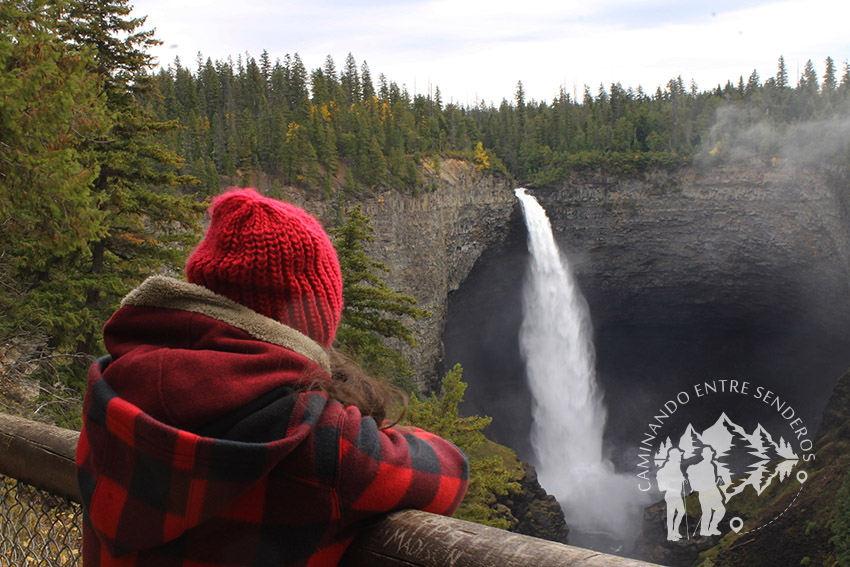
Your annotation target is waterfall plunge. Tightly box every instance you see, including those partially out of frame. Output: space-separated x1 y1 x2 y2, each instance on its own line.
515 188 644 546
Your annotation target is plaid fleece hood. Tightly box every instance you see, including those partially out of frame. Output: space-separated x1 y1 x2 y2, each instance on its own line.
76 276 468 567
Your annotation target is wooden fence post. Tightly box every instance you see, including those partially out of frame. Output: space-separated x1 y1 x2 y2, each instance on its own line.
0 412 81 502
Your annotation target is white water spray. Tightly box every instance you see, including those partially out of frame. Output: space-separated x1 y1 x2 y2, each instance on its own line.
515 188 645 546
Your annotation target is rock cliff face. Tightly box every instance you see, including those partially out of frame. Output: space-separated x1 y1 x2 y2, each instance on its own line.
537 162 850 449
282 159 515 387
353 160 515 387
538 163 850 333
499 463 570 544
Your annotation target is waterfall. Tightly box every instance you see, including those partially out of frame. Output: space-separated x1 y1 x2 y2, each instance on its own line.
515 188 643 546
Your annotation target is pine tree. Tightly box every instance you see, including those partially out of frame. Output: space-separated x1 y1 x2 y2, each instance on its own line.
776 55 789 89
823 56 838 96
800 59 820 90
57 0 203 375
288 53 310 117
0 0 108 378
358 135 389 187
361 61 376 101
745 69 760 99
323 54 344 103
404 364 519 529
342 52 361 104
332 205 429 387
839 61 850 105
259 49 271 83
797 59 820 119
281 122 313 184
310 104 339 172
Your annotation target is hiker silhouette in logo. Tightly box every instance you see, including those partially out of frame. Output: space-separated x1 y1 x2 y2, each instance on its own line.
656 447 687 541
686 446 725 536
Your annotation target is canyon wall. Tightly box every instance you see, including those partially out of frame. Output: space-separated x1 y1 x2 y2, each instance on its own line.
540 161 850 434
284 158 850 550
283 159 516 388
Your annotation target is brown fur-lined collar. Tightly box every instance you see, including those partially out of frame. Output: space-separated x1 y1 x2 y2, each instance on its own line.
122 276 331 373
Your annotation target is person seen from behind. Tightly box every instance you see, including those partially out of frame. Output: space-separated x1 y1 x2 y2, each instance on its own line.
75 187 469 566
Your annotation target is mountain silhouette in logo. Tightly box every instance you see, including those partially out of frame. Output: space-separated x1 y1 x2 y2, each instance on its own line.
653 412 799 501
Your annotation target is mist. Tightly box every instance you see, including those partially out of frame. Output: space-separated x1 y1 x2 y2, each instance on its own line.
700 104 850 166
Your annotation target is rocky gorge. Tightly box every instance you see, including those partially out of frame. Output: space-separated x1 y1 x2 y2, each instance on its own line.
283 157 850 554
445 160 850 467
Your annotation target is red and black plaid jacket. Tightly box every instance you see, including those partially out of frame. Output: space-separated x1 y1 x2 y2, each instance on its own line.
76 277 468 567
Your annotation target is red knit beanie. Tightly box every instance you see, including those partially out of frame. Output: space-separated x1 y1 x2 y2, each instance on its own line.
186 188 343 346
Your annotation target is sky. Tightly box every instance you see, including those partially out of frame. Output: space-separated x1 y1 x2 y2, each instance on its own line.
129 0 850 106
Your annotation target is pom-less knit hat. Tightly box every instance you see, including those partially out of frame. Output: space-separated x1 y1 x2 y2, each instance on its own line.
186 188 343 346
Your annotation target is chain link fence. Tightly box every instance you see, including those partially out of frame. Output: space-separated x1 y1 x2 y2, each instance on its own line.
0 475 82 566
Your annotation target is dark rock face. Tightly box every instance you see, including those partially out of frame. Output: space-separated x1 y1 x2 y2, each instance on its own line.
355 160 515 387
444 207 533 458
539 164 850 456
816 367 850 439
497 463 570 544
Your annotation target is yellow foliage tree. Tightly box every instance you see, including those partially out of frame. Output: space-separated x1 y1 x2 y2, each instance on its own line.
473 141 490 171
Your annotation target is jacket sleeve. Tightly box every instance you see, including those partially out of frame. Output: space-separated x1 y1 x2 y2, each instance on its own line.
335 403 469 517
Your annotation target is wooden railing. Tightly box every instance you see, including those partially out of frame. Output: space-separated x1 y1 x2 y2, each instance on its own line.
0 412 663 566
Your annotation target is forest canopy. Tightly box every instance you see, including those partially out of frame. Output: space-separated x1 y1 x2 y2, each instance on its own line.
150 50 850 192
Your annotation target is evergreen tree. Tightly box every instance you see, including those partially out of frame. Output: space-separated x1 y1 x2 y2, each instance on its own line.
800 59 820 90
404 364 519 528
360 61 376 101
823 56 838 96
797 59 820 119
288 53 310 117
342 52 361 104
58 0 202 374
310 103 339 172
0 0 107 382
259 49 271 83
332 205 429 388
310 66 330 107
839 61 850 102
281 122 314 185
776 55 789 89
745 69 760 99
359 135 389 187
322 54 344 103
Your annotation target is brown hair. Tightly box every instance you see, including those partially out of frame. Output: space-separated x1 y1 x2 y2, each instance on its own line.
305 349 408 427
